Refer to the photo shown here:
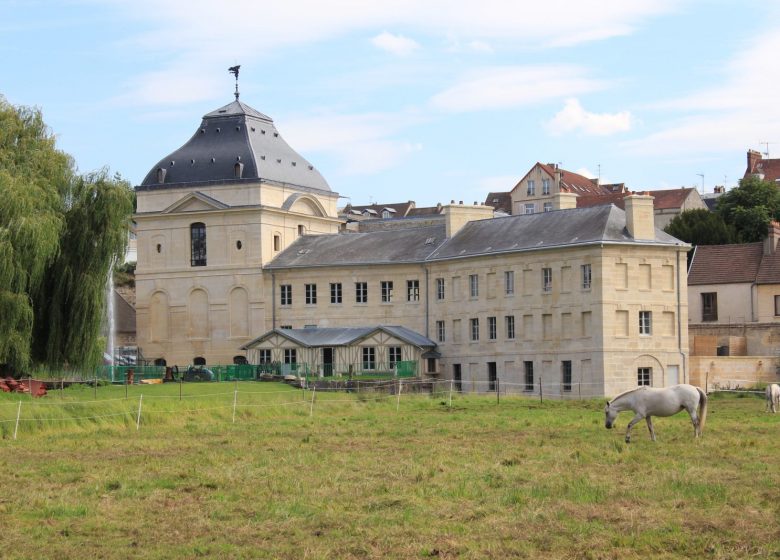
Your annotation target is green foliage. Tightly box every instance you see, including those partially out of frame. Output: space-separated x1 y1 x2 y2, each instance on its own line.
716 175 780 242
0 96 133 372
0 96 72 371
664 208 736 246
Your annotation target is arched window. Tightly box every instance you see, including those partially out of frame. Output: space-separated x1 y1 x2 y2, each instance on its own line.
234 162 244 178
193 356 206 366
233 355 248 365
190 222 206 266
156 168 166 183
154 358 167 366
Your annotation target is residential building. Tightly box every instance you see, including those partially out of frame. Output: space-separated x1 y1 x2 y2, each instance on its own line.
745 149 780 183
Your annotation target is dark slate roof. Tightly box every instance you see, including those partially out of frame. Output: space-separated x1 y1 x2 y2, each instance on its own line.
266 225 447 268
483 191 512 214
428 206 682 261
268 205 684 269
139 100 330 191
343 201 416 217
242 326 436 350
114 290 135 334
688 243 763 285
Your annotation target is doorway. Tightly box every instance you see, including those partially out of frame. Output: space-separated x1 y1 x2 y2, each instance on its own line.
322 347 334 377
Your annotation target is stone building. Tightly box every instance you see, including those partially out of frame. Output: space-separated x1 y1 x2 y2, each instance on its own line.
134 99 342 366
257 197 690 397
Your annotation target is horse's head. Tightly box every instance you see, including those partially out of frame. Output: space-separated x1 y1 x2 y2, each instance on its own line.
604 401 617 429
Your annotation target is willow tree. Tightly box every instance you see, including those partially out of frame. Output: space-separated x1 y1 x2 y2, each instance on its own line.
0 97 71 371
0 96 133 372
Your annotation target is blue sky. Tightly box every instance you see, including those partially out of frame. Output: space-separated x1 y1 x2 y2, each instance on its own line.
2 0 778 206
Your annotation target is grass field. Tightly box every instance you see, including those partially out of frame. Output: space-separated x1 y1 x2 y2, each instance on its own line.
1 382 779 559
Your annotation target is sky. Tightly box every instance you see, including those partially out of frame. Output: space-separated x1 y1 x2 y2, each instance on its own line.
2 0 779 207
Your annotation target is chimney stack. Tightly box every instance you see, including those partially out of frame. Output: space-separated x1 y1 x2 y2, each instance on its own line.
623 193 655 240
747 149 763 174
765 221 780 256
443 203 494 238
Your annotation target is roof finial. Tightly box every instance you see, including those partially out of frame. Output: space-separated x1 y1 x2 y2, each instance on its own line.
228 65 241 100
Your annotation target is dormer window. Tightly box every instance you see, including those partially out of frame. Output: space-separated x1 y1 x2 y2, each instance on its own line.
234 162 244 178
156 168 166 183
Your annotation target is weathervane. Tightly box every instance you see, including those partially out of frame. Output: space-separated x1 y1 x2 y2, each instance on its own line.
228 65 241 100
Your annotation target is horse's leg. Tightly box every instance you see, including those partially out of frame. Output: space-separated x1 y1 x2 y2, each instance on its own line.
645 416 656 442
625 413 644 443
688 408 700 437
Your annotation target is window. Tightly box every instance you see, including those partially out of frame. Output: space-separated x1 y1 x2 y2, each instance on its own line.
504 271 514 295
407 279 420 302
381 281 394 303
298 224 305 236
488 362 497 392
488 316 497 340
542 268 552 292
284 349 297 364
639 311 652 335
305 283 317 305
505 315 515 339
436 320 445 342
527 179 535 196
543 202 552 212
562 361 572 392
280 284 292 306
775 295 780 316
355 282 367 303
273 234 280 252
330 283 342 304
436 278 445 300
259 349 271 364
542 178 550 195
637 367 652 386
280 325 292 330
389 346 402 368
190 222 207 266
581 264 592 290
702 292 718 321
362 347 376 370
524 361 534 392
469 274 479 298
524 203 535 215
470 318 479 341
382 210 391 219
453 364 462 392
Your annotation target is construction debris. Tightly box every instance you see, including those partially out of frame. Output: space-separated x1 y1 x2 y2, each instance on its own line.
0 378 47 397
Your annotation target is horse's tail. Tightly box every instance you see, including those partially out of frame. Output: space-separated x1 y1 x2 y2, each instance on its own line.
697 386 708 435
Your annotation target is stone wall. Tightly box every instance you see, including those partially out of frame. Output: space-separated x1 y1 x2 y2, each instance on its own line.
690 355 780 390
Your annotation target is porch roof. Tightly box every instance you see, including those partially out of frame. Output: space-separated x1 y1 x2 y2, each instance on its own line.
241 325 436 350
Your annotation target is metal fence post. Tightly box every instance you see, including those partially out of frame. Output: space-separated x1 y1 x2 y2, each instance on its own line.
310 386 316 417
539 376 543 403
136 395 143 431
496 378 500 405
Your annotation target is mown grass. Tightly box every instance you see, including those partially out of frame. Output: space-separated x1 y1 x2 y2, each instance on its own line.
1 383 779 559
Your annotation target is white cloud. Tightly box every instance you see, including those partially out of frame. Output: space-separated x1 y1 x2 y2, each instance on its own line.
371 31 420 56
94 0 678 106
430 66 606 112
625 24 780 157
280 111 424 175
546 98 632 136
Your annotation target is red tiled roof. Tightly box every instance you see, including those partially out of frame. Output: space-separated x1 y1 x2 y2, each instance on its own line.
537 163 607 196
688 243 763 285
745 154 780 183
646 188 697 210
576 192 626 209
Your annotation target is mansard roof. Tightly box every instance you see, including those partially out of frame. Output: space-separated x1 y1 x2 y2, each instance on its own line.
138 99 330 192
267 205 685 269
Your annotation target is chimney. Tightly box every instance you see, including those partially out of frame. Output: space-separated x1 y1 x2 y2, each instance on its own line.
764 221 780 255
554 168 562 191
623 193 655 240
444 203 494 238
554 192 578 210
714 185 725 194
747 149 763 174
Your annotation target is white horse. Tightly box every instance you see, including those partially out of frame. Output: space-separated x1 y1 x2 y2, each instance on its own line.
604 384 708 443
766 384 780 413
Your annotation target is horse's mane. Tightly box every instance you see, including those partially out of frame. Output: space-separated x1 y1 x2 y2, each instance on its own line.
607 386 645 404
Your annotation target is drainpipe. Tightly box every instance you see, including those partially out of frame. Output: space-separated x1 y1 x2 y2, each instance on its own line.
271 270 277 330
424 266 430 339
677 249 687 384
